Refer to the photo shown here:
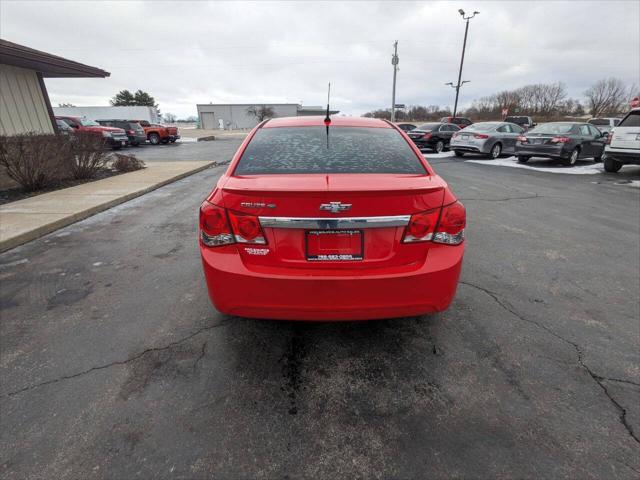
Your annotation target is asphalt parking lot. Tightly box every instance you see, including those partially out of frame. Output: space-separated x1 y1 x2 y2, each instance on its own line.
1 143 639 479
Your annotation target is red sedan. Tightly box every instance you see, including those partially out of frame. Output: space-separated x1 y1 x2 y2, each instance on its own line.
199 116 465 321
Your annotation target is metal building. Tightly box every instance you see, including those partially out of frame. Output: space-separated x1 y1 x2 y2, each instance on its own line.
0 39 109 136
196 103 339 130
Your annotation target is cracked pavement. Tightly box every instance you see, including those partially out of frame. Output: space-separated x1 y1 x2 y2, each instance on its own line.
1 146 639 479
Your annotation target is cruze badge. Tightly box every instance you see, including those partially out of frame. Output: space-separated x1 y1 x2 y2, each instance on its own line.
320 201 352 213
240 202 276 209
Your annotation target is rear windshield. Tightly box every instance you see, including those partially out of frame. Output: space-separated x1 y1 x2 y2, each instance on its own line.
505 117 528 123
618 111 640 127
529 123 575 134
465 122 499 131
588 119 610 126
234 127 426 175
417 123 440 131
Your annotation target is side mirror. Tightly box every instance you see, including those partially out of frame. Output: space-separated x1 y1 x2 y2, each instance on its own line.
601 131 609 138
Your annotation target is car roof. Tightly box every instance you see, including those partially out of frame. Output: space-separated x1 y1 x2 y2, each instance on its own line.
263 116 391 129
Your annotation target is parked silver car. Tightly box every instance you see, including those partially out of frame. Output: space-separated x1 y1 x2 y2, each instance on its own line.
450 121 525 158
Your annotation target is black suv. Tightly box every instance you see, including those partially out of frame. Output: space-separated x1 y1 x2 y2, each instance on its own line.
96 120 147 146
440 116 473 129
504 116 536 130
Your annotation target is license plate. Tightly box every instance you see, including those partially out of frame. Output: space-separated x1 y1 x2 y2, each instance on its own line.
530 139 543 144
461 134 469 140
306 229 363 261
121 141 126 146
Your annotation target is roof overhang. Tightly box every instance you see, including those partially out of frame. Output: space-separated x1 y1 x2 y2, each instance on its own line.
0 39 110 78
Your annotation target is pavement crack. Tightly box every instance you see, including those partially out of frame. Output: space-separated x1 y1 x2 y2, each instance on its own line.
3 320 227 398
460 280 640 445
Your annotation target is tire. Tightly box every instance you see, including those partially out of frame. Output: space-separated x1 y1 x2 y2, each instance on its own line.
517 155 530 163
435 140 444 153
454 151 464 157
604 157 623 173
489 143 502 159
562 148 579 166
148 133 160 145
169 139 176 143
161 138 170 144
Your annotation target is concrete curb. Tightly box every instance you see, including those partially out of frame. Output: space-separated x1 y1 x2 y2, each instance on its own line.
0 161 215 253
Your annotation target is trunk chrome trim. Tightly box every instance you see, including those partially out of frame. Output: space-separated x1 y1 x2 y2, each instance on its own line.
259 215 411 229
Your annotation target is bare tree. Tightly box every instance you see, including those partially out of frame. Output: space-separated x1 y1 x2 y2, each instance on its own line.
163 113 177 123
584 78 629 117
246 105 275 122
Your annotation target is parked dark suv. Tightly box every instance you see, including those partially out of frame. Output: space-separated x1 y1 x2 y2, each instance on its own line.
96 120 147 146
440 116 473 129
504 116 536 130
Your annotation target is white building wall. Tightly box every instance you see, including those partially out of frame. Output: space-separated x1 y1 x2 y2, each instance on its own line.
197 104 299 129
0 64 54 135
52 106 160 123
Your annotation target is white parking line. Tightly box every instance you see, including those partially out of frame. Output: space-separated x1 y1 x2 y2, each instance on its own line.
465 156 605 175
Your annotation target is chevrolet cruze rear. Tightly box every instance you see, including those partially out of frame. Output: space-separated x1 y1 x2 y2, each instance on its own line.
199 116 465 320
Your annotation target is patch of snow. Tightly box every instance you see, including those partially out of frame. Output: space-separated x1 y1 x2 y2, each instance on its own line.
92 262 103 267
0 258 29 269
177 137 198 143
465 156 605 175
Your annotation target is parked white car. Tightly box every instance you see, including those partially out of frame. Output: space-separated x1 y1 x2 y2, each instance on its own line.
603 108 640 172
587 117 621 134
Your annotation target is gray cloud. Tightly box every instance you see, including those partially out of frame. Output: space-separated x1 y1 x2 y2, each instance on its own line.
1 0 638 118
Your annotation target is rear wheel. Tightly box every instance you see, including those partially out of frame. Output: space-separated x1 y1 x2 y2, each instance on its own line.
489 143 502 159
148 133 160 145
604 157 623 172
517 155 530 163
454 151 464 157
435 140 444 153
562 148 579 166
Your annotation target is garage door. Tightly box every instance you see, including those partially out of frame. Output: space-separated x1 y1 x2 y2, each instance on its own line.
201 112 216 130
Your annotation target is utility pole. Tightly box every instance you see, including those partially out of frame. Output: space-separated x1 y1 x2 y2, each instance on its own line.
391 41 399 122
447 10 479 118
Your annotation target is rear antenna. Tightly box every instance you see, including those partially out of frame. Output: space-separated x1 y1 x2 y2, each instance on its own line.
324 82 332 126
324 82 331 148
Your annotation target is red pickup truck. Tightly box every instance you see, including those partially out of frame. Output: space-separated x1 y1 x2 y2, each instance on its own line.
56 116 129 149
135 120 180 145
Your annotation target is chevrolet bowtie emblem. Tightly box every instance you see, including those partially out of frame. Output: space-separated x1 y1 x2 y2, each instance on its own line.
320 201 352 213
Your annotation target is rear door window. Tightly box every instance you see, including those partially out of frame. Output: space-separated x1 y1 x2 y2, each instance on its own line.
619 111 640 127
235 126 427 175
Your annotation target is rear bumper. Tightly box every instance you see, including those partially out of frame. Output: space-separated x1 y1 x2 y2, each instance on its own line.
515 144 567 158
200 243 464 321
450 140 489 153
603 149 640 165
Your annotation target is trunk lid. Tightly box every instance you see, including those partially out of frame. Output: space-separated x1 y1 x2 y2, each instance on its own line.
219 174 446 269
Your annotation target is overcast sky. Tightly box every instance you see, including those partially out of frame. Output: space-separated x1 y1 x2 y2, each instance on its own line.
1 0 638 118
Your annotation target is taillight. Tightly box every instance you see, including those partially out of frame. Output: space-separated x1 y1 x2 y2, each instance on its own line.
550 136 571 143
452 132 459 138
517 135 528 143
606 133 612 145
402 201 466 245
199 202 267 246
473 134 489 139
228 210 266 244
127 130 134 135
433 201 466 245
423 132 432 139
403 209 440 243
199 202 234 246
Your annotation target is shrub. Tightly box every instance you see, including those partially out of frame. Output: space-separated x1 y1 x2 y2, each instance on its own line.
111 153 146 172
69 131 109 179
0 133 71 191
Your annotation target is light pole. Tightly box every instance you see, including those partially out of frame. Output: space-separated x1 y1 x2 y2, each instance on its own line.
447 9 479 118
391 41 399 122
